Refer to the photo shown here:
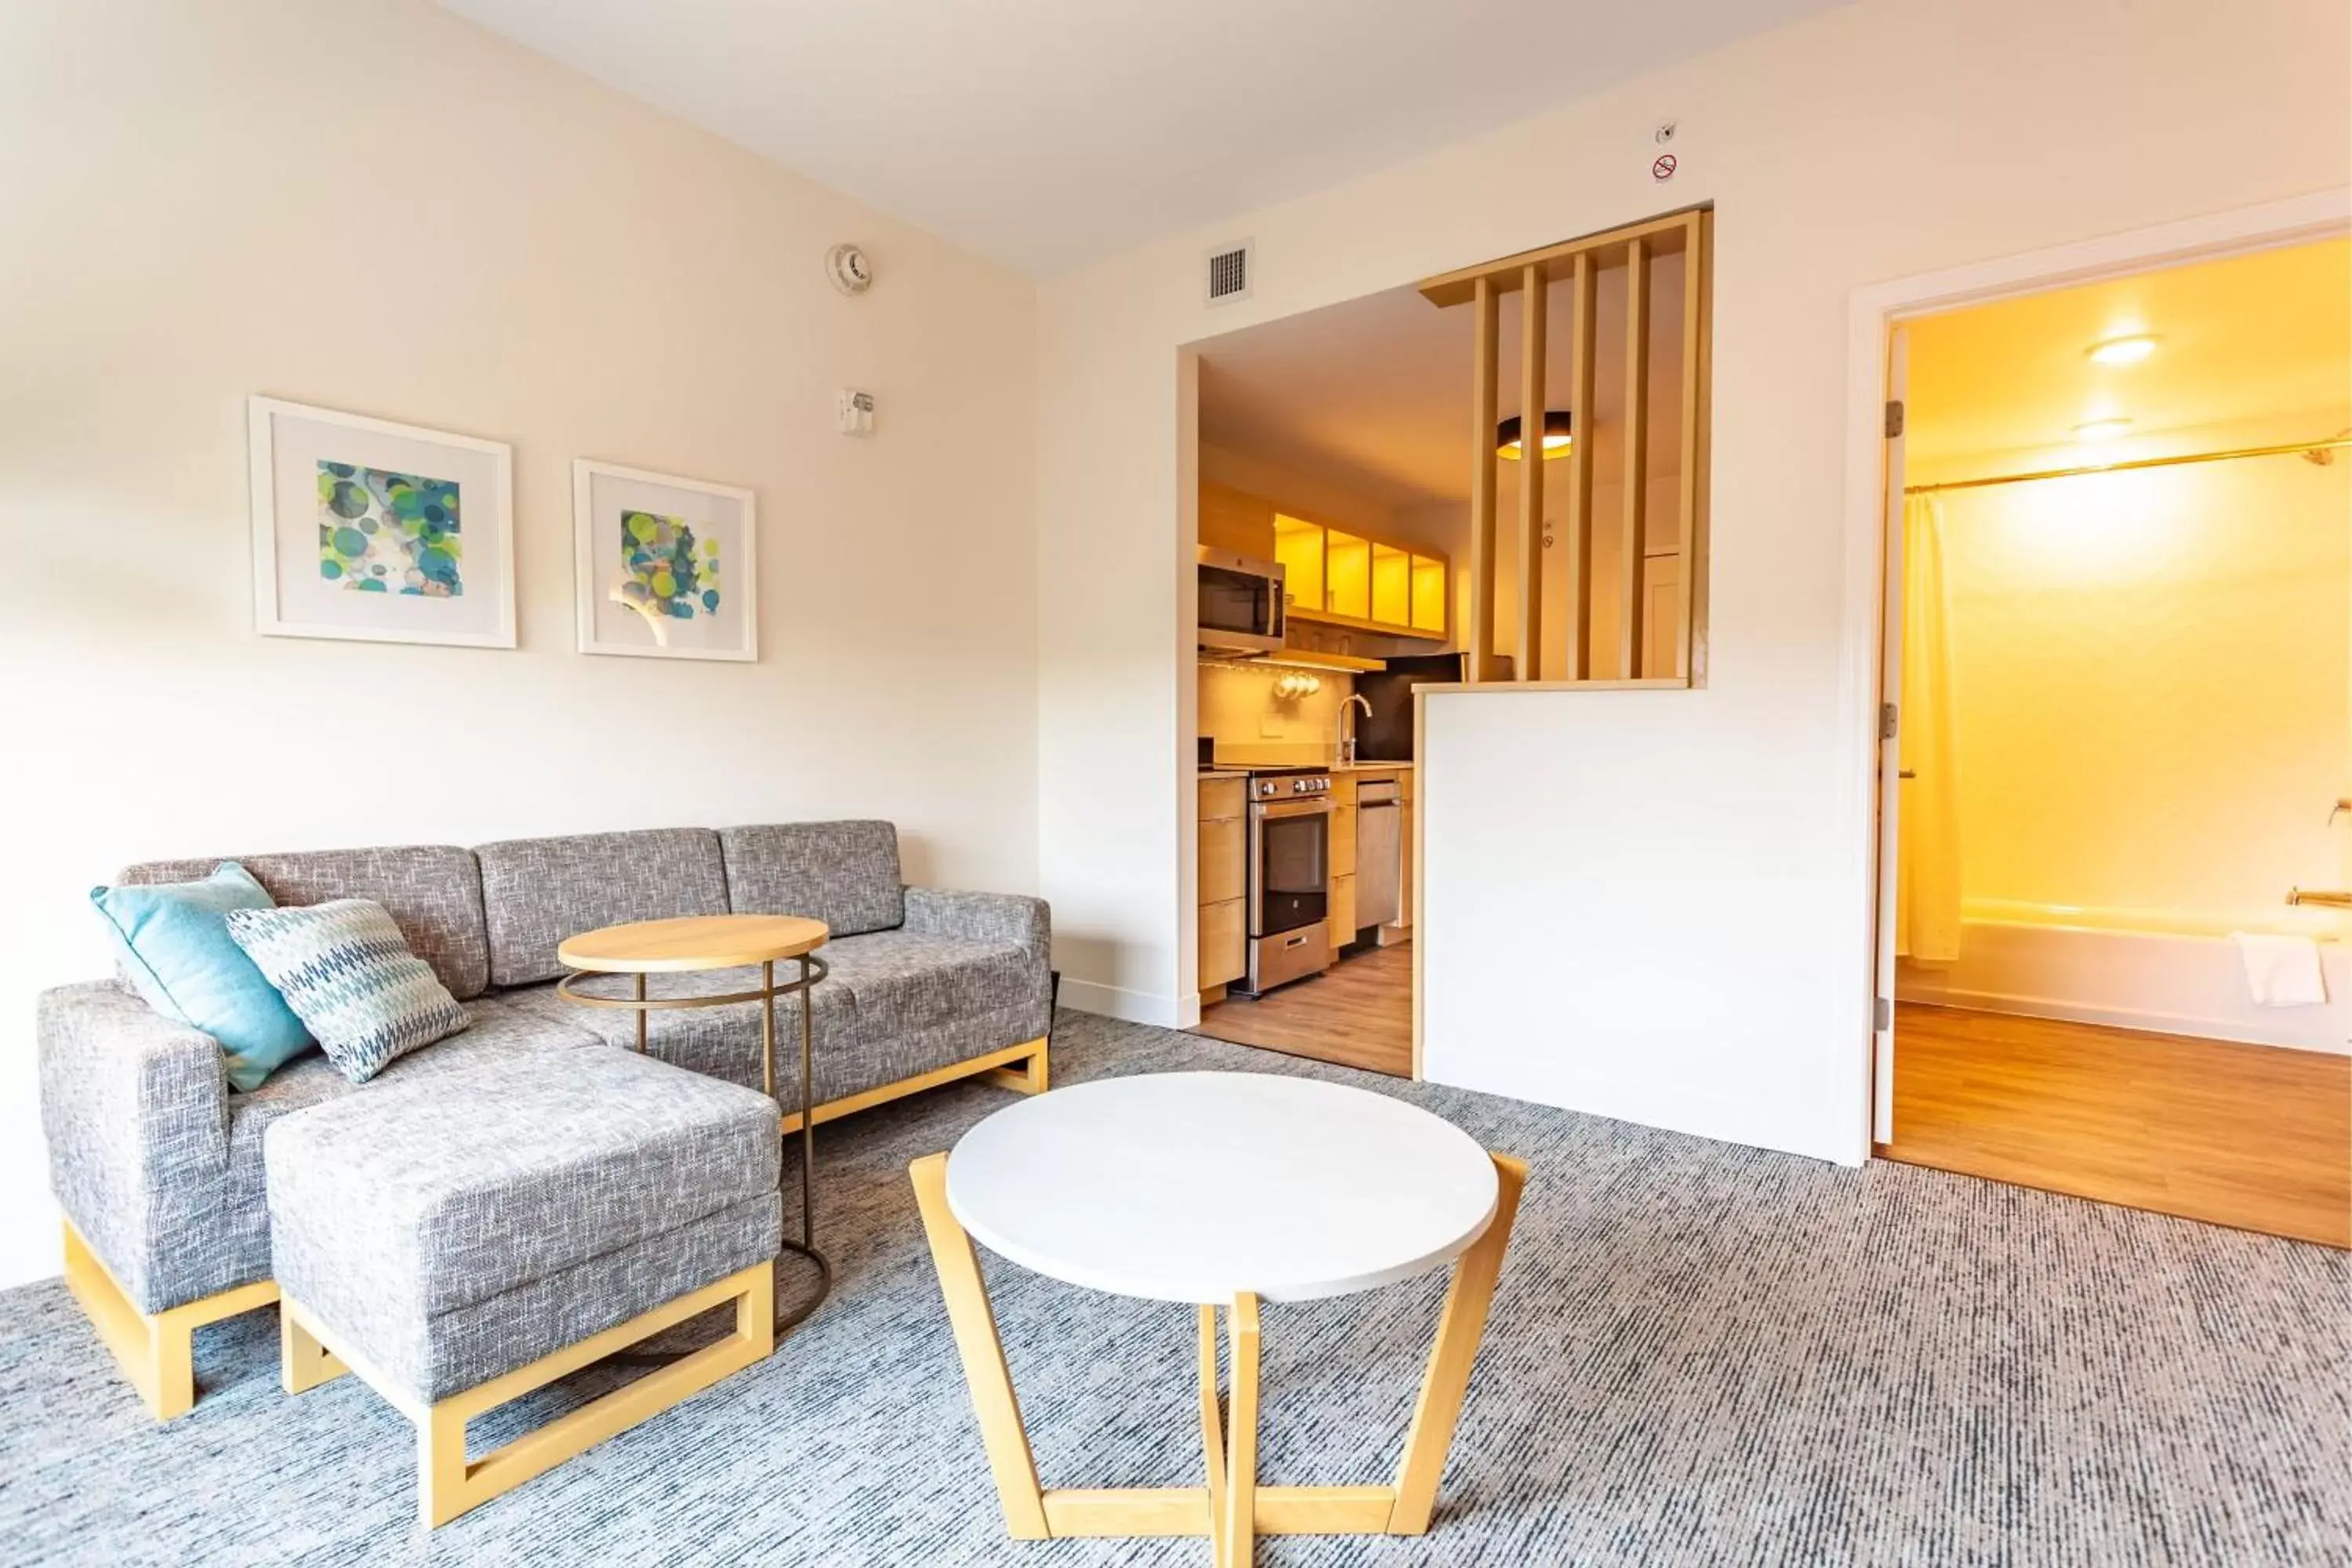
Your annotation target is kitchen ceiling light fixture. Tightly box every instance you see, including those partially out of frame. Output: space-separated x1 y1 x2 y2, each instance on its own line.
1497 410 1573 459
2086 334 2159 365
2072 417 2133 443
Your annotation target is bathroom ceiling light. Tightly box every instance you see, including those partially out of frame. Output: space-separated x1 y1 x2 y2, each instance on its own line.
2086 334 2159 365
2072 417 2133 442
1497 410 1573 459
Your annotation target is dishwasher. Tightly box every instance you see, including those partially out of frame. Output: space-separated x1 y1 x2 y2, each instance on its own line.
1355 779 1403 930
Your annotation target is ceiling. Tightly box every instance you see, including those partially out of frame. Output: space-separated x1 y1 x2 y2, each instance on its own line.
1197 257 1688 509
1906 238 2352 473
438 0 1845 276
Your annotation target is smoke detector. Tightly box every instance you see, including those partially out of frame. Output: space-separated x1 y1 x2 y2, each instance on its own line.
826 243 873 296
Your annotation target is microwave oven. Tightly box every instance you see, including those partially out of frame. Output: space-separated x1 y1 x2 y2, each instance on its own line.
1197 546 1286 655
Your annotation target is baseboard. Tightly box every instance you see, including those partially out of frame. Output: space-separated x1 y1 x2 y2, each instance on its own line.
1056 976 1187 1029
1897 986 2351 1055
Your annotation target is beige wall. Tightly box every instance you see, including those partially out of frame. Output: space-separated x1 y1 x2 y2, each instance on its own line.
1034 0 2350 1156
1941 453 2348 922
0 0 1039 1287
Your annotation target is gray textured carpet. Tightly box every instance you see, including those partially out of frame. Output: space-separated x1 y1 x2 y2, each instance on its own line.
2 1011 2345 1566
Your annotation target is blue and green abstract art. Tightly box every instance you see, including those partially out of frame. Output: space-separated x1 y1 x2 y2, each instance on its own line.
317 463 463 597
618 510 721 621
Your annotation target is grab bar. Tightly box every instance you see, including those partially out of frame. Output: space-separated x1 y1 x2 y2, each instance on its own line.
2286 888 2352 909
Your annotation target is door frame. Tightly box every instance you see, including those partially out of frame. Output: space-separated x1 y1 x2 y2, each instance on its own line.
1834 187 2352 1155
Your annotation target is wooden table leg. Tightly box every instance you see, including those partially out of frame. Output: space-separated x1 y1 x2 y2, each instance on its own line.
909 1152 1050 1540
1199 1304 1226 1563
1221 1293 1261 1568
1388 1151 1526 1534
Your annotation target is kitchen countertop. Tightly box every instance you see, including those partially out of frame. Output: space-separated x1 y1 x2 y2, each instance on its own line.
1197 761 1412 779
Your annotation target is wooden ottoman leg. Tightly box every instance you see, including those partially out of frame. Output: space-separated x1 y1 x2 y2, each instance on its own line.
280 1304 347 1394
289 1265 773 1529
909 1152 1049 1540
1388 1151 1526 1535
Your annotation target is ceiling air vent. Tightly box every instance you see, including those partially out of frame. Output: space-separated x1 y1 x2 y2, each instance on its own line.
1206 240 1253 306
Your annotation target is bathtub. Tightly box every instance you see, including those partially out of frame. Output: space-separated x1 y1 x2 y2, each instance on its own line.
1896 898 2350 1054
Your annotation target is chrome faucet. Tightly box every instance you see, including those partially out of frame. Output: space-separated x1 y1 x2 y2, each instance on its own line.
1336 693 1371 767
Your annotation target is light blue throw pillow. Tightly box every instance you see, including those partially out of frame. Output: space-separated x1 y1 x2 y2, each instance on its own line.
90 862 314 1092
225 898 470 1083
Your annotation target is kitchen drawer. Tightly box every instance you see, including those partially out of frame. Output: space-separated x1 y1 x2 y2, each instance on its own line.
1200 896 1247 989
1199 815 1247 905
1329 803 1357 877
1200 776 1247 822
1329 873 1357 949
1329 775 1359 809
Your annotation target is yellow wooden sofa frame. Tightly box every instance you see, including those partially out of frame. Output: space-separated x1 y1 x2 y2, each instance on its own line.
61 1032 1049 1422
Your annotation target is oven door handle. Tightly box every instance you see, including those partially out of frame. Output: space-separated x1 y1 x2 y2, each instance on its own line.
1252 798 1334 820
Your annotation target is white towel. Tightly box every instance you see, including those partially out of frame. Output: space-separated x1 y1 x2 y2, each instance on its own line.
2230 933 2329 1007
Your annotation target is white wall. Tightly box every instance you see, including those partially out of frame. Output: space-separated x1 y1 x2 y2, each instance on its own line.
1034 0 2350 1156
1939 452 2348 924
0 0 1039 1288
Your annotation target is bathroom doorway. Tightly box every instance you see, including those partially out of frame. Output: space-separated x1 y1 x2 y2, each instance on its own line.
1871 234 2352 1245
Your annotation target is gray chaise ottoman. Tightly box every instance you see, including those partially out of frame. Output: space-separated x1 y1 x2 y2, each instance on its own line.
266 1047 782 1526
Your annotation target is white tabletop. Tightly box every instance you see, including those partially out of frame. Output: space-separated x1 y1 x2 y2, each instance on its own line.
946 1072 1500 1305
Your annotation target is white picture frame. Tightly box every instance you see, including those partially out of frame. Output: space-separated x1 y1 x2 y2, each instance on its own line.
571 459 759 662
247 396 517 648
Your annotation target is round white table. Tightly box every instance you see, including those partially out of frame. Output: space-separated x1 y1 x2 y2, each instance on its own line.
909 1072 1526 1568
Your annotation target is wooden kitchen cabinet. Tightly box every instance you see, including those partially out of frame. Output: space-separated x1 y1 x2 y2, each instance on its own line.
1329 872 1357 951
1329 801 1357 877
1200 897 1247 990
1198 776 1248 990
1199 815 1247 905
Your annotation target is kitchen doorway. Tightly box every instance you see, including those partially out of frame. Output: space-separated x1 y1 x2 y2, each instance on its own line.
1183 280 1476 1077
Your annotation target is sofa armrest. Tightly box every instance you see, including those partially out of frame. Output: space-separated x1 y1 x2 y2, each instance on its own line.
902 887 1050 957
36 982 230 1312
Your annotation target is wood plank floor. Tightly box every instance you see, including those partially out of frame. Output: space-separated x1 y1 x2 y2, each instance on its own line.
1882 1004 2350 1247
1192 941 1413 1077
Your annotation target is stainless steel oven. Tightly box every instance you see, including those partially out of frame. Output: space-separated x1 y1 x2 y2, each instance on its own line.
1241 771 1332 996
1197 546 1286 655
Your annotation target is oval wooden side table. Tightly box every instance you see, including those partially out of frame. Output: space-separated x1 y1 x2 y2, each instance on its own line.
557 913 833 1330
908 1071 1526 1567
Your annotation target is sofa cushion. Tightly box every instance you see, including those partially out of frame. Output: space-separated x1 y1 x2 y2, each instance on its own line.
227 898 472 1083
720 821 904 938
89 862 314 1092
266 1046 780 1400
118 846 490 1001
818 929 1044 1040
498 971 858 1109
475 828 730 987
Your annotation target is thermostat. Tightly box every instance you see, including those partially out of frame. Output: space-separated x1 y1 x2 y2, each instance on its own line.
837 389 875 437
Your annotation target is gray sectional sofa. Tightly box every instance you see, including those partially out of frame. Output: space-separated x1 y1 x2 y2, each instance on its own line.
37 820 1052 1421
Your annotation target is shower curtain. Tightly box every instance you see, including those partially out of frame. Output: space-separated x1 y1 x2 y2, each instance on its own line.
1896 493 1964 963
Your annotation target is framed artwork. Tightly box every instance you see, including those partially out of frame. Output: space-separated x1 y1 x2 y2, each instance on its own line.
571 459 758 662
247 396 516 648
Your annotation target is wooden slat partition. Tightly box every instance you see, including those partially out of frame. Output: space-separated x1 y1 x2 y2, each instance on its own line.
1515 263 1546 681
1467 277 1501 683
1420 205 1710 690
1559 252 1597 681
1678 209 1713 682
1618 236 1651 680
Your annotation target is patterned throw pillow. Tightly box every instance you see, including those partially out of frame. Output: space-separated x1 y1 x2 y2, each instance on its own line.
224 898 470 1083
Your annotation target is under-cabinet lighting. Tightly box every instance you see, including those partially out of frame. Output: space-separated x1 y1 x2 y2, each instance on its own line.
2072 418 2132 443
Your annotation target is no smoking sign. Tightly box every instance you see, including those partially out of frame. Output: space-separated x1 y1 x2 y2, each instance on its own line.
1652 152 1678 183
